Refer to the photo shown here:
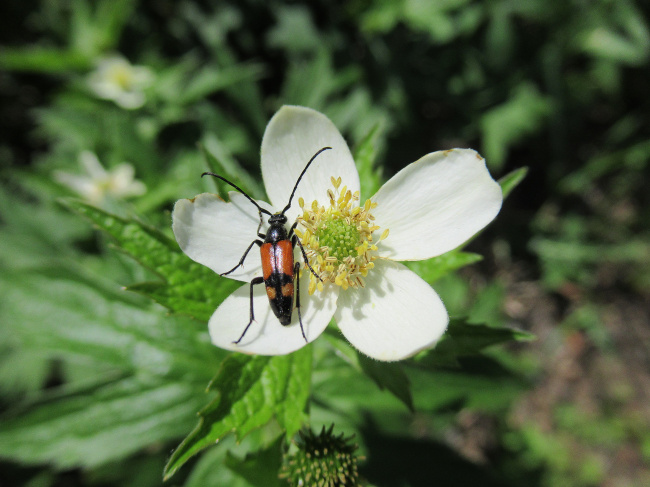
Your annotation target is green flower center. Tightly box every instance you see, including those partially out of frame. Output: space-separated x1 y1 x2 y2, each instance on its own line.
316 217 360 262
295 176 389 294
109 65 135 90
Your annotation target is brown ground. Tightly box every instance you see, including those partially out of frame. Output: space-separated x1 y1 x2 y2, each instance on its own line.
449 259 650 487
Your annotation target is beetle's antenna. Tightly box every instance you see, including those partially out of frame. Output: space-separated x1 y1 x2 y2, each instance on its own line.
202 172 273 216
281 146 332 216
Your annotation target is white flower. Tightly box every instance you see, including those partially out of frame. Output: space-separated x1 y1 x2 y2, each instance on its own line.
55 151 146 204
88 55 154 109
172 106 502 361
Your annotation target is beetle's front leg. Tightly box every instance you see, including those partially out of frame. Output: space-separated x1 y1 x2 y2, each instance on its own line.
221 239 263 276
290 222 322 282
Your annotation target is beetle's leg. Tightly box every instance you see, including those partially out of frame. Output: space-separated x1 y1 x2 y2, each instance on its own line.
256 209 266 239
221 239 263 276
291 233 322 282
288 220 299 238
287 220 305 240
294 262 307 343
223 209 266 276
233 276 265 344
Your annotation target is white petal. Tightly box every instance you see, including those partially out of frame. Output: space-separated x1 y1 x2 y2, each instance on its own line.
79 151 107 179
209 272 338 355
372 149 502 261
335 260 448 361
172 192 274 282
114 91 146 110
261 106 359 222
54 172 96 199
111 164 146 197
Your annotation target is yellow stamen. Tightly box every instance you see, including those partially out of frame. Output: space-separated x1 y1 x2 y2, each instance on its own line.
296 177 388 295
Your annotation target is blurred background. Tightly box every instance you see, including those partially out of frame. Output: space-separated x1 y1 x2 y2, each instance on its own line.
1 1 649 486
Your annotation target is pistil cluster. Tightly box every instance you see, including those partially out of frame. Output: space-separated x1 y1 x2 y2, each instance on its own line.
295 176 389 295
280 425 361 486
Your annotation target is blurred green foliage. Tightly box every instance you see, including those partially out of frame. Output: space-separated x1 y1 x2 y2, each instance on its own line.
1 0 649 486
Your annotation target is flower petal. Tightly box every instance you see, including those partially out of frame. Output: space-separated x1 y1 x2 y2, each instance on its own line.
372 149 502 261
209 273 338 355
261 106 359 222
172 192 274 282
79 151 108 179
111 164 146 197
335 260 448 361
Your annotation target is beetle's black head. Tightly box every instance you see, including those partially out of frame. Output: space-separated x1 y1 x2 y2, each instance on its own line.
269 213 288 225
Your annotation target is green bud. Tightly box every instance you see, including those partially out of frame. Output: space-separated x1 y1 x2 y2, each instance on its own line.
280 425 362 486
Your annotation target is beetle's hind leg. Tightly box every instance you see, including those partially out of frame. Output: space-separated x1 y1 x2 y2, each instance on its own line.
233 276 264 344
294 262 308 343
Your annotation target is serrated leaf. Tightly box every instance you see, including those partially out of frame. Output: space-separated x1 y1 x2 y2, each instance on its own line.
164 347 312 480
0 376 205 469
358 354 414 412
405 250 483 284
61 199 238 321
126 281 219 323
499 166 528 199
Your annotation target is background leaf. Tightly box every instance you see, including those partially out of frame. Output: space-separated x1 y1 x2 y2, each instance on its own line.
164 347 312 480
61 199 238 321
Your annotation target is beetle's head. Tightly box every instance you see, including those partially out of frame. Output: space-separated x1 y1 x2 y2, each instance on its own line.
268 213 288 225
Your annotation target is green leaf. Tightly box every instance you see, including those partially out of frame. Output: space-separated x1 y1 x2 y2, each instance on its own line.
354 122 384 198
320 333 413 411
282 49 334 109
0 347 50 398
499 167 528 199
405 250 483 284
481 83 552 170
358 354 414 412
408 355 526 412
0 269 219 379
225 436 284 487
0 48 91 72
164 347 312 480
61 199 238 321
0 185 89 271
184 438 251 487
180 63 265 105
200 135 264 201
415 318 534 368
0 376 205 469
581 11 650 66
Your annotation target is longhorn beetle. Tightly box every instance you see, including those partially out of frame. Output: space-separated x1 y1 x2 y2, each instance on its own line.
202 147 331 344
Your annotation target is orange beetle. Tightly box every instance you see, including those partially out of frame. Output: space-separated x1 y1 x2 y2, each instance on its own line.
202 147 330 343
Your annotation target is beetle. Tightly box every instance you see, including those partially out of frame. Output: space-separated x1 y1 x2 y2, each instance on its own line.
202 146 331 344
